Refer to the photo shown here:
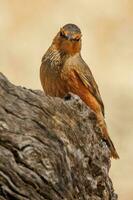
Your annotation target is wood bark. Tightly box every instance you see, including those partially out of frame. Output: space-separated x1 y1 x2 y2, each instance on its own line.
0 73 117 200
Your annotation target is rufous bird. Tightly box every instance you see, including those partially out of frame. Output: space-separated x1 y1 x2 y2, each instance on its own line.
40 23 119 159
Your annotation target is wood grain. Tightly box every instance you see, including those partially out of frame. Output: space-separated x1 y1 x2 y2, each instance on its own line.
0 73 117 200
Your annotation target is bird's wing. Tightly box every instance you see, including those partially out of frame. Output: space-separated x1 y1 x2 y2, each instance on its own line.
73 59 105 116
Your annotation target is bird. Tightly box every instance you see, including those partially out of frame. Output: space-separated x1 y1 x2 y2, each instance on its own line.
40 23 119 159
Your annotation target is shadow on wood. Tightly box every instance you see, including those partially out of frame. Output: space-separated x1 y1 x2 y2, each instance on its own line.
0 73 117 200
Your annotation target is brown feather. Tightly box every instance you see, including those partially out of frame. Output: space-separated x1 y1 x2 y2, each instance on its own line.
40 23 119 159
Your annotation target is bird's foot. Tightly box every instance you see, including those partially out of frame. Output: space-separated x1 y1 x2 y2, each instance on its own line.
64 93 72 101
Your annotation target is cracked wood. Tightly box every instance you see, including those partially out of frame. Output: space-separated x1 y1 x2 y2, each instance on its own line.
0 73 117 200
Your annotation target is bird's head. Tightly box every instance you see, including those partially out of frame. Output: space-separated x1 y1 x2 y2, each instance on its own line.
53 24 82 55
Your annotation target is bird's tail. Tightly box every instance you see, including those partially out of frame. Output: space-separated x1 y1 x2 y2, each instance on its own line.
104 134 119 159
96 111 119 159
102 125 119 159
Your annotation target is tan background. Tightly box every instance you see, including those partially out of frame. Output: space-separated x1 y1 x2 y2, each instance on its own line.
1 0 133 199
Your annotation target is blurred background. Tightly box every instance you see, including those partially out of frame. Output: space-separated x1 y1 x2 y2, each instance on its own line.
0 0 133 199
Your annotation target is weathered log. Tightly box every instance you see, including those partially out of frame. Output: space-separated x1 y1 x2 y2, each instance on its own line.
0 73 117 200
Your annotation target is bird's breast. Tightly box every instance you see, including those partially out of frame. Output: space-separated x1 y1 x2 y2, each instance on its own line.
40 60 69 98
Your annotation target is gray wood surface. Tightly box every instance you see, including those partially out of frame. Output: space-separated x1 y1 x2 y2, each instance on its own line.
0 73 117 200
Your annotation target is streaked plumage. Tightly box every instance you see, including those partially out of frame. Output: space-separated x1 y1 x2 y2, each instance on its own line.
40 24 119 159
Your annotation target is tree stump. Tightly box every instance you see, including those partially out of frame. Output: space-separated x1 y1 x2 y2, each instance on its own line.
0 73 117 200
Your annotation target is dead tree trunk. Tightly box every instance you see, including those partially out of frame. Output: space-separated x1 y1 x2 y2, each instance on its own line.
0 73 117 200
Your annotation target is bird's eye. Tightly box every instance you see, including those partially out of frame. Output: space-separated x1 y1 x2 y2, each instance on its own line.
72 37 80 42
60 32 68 39
75 38 80 41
